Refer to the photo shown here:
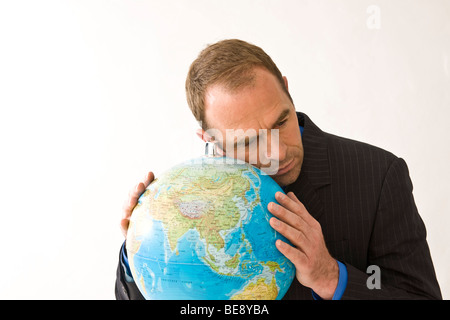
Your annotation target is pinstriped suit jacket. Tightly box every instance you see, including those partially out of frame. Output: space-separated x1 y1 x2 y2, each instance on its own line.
115 112 441 300
282 112 441 299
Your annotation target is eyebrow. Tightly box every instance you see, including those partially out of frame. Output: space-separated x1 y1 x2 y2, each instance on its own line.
272 108 291 128
232 108 291 148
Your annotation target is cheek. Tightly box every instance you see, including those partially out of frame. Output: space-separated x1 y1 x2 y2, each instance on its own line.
285 123 302 147
279 130 300 151
286 120 301 138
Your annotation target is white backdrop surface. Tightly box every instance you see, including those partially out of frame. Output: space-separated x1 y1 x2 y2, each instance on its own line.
0 0 449 299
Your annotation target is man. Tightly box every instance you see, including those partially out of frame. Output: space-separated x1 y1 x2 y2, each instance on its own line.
116 39 441 300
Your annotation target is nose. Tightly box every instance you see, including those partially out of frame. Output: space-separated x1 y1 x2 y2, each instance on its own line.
260 130 287 165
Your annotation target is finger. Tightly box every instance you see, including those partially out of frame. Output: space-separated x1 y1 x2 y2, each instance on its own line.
130 182 146 206
275 239 307 267
120 218 130 238
121 173 153 238
275 192 304 217
143 171 155 188
275 191 315 228
123 182 145 218
286 192 322 229
121 182 145 237
270 217 309 249
268 201 309 234
122 199 131 218
286 191 302 205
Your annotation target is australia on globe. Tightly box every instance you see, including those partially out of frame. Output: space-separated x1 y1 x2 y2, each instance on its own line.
126 151 296 300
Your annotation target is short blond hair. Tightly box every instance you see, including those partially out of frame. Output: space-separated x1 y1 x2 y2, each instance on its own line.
185 39 293 129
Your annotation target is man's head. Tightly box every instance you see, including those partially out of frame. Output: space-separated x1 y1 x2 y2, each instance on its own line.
185 39 303 186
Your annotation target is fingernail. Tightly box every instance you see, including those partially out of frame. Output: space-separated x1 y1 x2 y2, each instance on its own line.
279 191 286 198
268 202 276 211
271 217 280 227
276 240 284 248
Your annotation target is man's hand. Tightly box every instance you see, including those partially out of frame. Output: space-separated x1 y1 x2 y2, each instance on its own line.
120 171 155 237
268 191 339 300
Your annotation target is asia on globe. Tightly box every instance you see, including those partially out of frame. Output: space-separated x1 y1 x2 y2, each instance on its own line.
126 143 295 299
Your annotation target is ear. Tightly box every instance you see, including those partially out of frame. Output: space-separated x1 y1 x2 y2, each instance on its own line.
196 129 220 145
283 76 289 92
195 129 226 156
196 129 209 142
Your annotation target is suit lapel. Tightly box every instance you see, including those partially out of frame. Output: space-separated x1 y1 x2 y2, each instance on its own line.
284 113 331 221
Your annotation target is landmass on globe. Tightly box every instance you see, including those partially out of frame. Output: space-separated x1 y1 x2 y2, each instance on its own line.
126 156 295 300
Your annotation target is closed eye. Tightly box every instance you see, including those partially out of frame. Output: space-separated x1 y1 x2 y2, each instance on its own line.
276 119 288 127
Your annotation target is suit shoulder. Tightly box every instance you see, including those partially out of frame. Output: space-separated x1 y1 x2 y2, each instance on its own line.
324 131 398 171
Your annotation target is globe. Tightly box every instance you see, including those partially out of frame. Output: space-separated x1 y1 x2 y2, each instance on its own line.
126 154 296 300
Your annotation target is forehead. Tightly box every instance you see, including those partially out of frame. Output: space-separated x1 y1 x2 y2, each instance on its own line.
204 68 290 131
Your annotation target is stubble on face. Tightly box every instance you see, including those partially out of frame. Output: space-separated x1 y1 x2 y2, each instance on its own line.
203 68 303 187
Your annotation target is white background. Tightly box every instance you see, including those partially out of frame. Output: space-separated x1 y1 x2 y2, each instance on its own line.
0 0 449 299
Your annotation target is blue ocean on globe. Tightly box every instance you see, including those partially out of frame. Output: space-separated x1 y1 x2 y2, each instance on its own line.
126 156 295 299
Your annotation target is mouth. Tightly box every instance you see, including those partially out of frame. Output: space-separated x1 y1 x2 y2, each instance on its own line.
275 158 295 176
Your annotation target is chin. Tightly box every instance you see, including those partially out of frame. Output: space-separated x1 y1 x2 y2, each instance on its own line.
272 176 293 187
271 166 301 187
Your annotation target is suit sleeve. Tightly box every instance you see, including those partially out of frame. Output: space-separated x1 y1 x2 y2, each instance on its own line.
342 157 442 299
115 242 145 300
